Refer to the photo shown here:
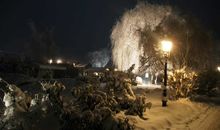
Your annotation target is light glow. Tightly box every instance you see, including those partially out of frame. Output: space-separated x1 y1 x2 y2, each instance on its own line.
145 72 149 78
136 76 143 84
56 59 63 64
93 72 99 76
48 59 53 64
161 40 172 52
217 66 220 72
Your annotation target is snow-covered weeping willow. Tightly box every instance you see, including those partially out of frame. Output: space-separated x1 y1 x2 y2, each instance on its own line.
111 3 171 73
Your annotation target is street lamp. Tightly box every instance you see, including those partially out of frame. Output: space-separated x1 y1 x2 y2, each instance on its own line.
161 40 172 107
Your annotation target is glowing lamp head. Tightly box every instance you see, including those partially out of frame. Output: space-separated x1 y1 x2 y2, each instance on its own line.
161 40 172 53
56 59 63 64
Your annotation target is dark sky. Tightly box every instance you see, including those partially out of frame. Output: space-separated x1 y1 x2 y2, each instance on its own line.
0 0 220 62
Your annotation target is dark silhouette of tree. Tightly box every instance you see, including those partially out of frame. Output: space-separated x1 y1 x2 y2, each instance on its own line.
138 26 163 74
139 12 214 73
27 22 58 62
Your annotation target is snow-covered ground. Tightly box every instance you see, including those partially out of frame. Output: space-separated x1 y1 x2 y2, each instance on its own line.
1 76 220 130
120 88 220 130
135 84 161 89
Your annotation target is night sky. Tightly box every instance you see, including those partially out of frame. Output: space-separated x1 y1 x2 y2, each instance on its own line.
0 0 220 62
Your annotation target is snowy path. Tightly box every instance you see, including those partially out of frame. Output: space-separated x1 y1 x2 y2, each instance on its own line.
170 105 220 130
128 88 220 130
184 106 220 130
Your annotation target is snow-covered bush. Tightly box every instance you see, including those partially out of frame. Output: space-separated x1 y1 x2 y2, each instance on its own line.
0 68 151 130
168 67 197 100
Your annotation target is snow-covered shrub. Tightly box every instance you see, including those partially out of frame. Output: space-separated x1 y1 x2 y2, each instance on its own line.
0 67 151 130
168 68 197 100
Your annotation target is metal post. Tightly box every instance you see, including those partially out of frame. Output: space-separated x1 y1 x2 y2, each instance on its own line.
162 57 168 107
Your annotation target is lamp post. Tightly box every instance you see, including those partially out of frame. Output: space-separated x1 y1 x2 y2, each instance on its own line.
161 40 172 107
217 66 220 72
